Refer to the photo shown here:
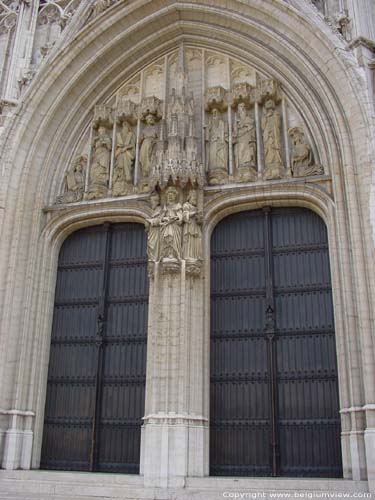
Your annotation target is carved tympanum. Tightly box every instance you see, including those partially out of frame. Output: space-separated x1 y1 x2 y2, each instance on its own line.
112 120 136 196
56 155 86 204
206 108 228 185
87 125 112 200
289 127 324 178
262 99 285 180
233 103 257 182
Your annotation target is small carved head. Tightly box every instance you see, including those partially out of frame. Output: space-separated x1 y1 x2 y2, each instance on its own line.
237 102 247 117
166 186 179 204
98 125 107 135
212 108 220 119
187 189 198 205
145 114 155 126
264 99 276 112
288 127 304 145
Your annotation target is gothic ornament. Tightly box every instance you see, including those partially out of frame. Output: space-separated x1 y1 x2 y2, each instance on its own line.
289 127 324 178
205 86 227 113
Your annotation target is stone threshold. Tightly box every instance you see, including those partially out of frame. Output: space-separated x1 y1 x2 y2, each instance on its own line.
0 471 369 500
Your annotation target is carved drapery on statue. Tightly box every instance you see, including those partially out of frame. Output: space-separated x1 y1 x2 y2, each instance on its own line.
87 125 112 199
56 155 87 204
233 103 257 182
55 48 327 205
262 99 284 180
289 126 324 178
113 120 136 196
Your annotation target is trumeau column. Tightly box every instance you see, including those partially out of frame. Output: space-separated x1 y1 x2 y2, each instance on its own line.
140 52 207 487
141 244 206 487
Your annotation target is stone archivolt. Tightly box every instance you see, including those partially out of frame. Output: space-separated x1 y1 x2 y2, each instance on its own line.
56 46 326 206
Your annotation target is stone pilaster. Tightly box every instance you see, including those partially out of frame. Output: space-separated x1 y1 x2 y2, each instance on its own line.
141 261 206 487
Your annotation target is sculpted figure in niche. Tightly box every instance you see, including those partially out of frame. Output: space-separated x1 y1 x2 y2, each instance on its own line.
262 99 284 180
87 125 112 199
139 114 158 182
160 187 183 261
57 155 86 204
145 191 162 263
112 120 136 196
206 108 228 185
183 190 202 261
289 127 324 178
233 103 257 182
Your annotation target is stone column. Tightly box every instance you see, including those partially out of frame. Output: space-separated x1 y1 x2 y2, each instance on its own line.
141 188 207 488
141 262 206 488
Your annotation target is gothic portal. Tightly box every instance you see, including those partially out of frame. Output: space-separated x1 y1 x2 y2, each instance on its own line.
1 1 375 498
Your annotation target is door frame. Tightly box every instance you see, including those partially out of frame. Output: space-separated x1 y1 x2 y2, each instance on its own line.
202 185 349 477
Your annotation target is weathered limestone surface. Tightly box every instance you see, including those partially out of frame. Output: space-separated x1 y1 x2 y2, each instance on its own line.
0 0 374 496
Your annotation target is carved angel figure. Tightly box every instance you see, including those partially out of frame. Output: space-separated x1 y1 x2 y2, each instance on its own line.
233 103 257 182
145 191 163 263
206 108 228 177
112 121 136 196
262 99 284 179
160 187 183 261
139 114 158 179
87 126 111 199
182 190 202 261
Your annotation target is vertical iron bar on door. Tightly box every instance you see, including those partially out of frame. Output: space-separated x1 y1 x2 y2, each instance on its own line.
263 207 279 477
90 223 112 471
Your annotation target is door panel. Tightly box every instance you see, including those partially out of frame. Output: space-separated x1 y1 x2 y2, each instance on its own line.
210 208 342 478
41 223 148 473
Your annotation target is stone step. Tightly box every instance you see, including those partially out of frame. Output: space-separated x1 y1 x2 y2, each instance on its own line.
0 471 370 500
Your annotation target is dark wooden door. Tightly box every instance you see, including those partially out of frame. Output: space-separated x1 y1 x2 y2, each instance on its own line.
210 208 342 478
41 223 148 473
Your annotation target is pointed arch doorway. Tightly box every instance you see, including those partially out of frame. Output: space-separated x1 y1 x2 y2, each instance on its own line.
41 222 148 473
210 207 342 477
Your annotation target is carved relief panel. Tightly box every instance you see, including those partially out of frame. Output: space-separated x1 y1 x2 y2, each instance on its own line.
56 45 326 206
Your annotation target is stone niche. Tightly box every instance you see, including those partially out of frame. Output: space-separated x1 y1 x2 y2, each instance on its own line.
55 45 325 206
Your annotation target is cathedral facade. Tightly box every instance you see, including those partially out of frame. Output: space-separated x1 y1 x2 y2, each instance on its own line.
0 1 375 498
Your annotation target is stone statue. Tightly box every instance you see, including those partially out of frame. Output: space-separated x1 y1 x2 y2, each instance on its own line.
112 121 136 196
145 191 163 263
233 103 257 182
160 187 183 261
87 125 112 199
91 0 113 18
206 108 228 184
289 127 324 178
262 99 284 180
140 114 158 181
182 190 202 261
56 155 86 204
